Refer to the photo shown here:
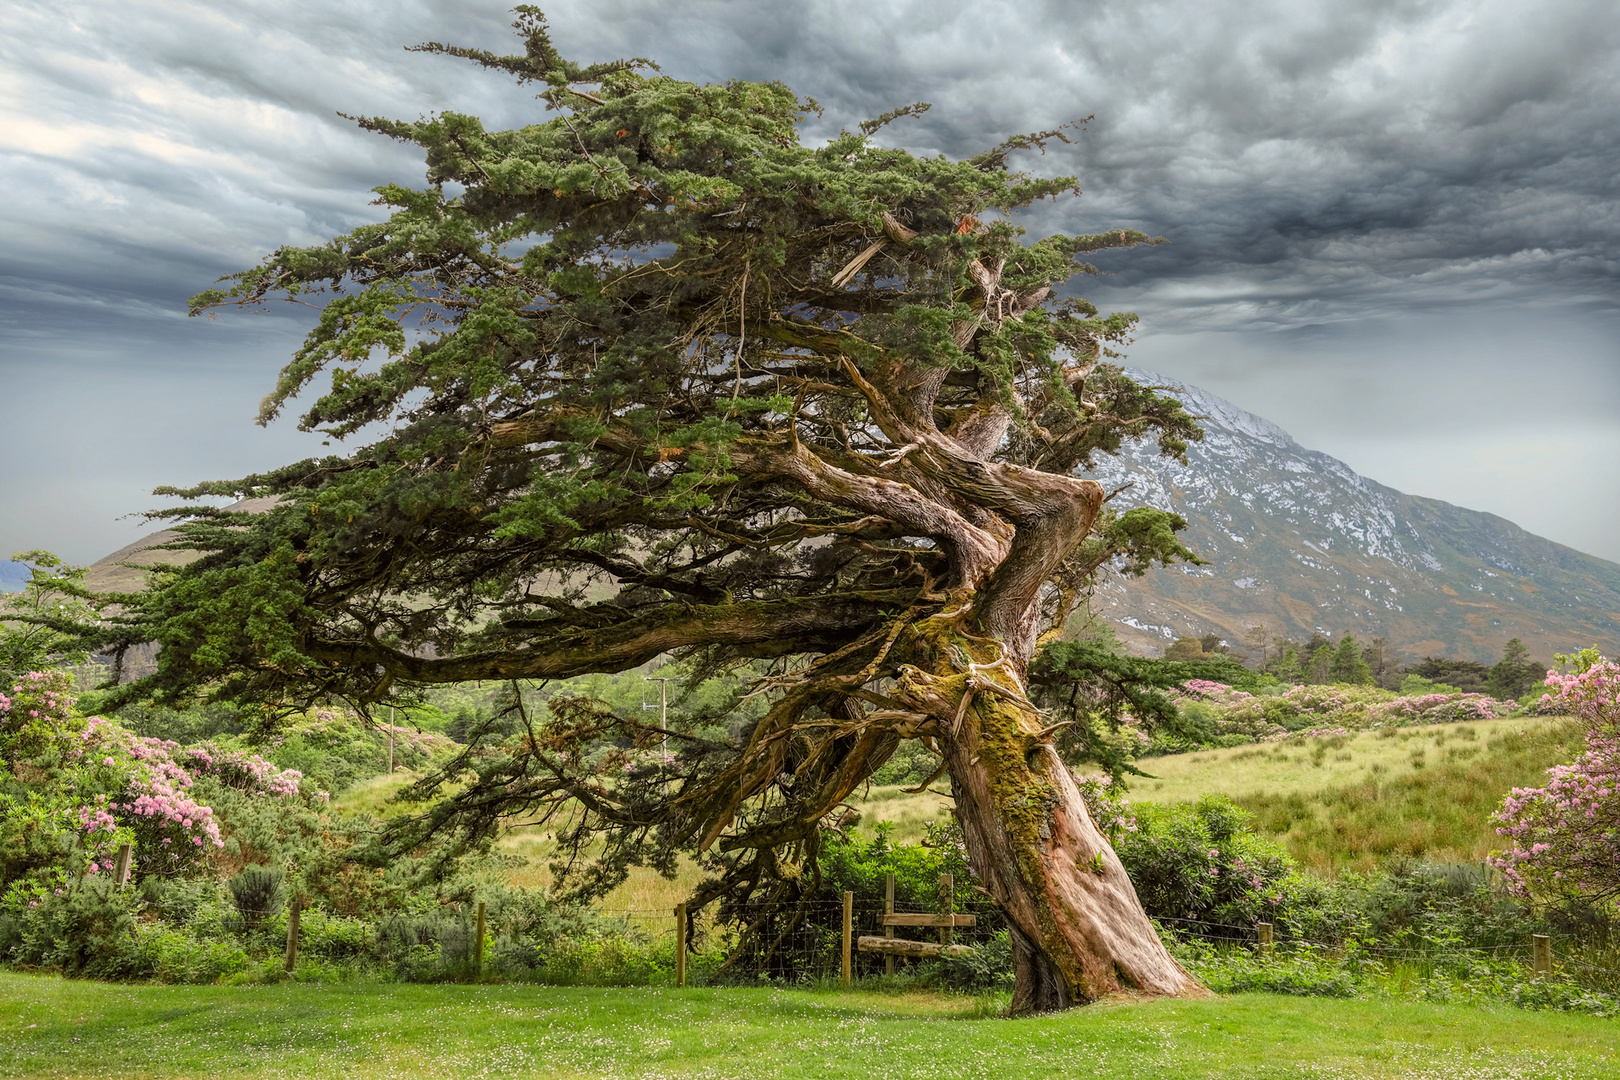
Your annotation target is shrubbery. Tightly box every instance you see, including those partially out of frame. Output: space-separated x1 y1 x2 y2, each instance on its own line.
1491 654 1620 903
1122 678 1521 757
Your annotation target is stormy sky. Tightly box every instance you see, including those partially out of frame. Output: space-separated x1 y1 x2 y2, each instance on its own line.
2 0 1617 574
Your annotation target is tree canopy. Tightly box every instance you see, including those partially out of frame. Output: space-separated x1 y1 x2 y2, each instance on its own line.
90 7 1211 1011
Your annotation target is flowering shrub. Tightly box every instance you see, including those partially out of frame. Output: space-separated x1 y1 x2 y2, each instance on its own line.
1113 795 1293 931
81 721 305 801
0 673 321 884
1367 692 1513 725
1178 679 1242 700
0 669 84 763
1074 773 1138 840
1490 659 1620 901
1262 725 1354 743
180 743 303 798
1139 677 1522 757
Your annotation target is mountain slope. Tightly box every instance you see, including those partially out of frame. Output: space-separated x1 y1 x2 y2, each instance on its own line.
1089 372 1620 661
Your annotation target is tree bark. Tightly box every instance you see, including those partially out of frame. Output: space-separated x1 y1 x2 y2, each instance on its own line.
895 654 1207 1010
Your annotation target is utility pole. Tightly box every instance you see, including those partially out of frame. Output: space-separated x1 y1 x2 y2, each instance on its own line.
643 675 673 793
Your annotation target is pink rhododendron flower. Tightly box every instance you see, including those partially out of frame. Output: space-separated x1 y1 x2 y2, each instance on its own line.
1490 659 1620 901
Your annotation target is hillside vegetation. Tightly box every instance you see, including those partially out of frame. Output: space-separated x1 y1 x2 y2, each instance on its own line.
1122 716 1582 872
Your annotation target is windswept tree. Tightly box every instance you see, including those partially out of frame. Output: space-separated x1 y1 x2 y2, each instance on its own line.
98 8 1213 1010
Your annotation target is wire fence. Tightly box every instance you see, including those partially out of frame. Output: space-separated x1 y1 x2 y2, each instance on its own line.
443 896 1620 991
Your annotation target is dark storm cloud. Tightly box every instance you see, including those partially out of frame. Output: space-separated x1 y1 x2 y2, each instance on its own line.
3 0 1618 563
7 0 1616 328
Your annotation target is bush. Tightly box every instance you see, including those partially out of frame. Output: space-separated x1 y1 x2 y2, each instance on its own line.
1491 659 1620 902
1169 935 1362 998
869 742 943 787
1113 795 1293 932
0 874 140 976
130 924 250 983
228 865 287 927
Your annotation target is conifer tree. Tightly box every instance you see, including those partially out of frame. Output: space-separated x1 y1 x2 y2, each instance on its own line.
98 8 1211 1010
1328 634 1373 685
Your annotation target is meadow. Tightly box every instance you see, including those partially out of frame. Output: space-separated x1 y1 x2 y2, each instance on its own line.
1119 715 1582 873
4 971 1617 1080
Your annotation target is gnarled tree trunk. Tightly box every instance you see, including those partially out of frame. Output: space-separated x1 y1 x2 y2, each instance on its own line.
895 645 1207 1010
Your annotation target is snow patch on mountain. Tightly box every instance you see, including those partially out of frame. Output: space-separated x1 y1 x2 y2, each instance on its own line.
1086 369 1620 661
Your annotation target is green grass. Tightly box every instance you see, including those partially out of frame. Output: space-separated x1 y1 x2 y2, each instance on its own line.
2 972 1615 1079
328 770 430 817
850 783 955 844
1122 716 1582 873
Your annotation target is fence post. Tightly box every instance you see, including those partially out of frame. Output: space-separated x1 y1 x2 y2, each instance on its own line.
284 896 300 973
1256 922 1273 960
940 874 954 950
884 872 895 977
841 891 853 987
475 900 486 978
1533 934 1552 975
674 903 687 988
114 843 132 890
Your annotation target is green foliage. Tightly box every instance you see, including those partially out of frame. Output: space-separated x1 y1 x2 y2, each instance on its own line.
227 865 287 926
1408 655 1490 694
1328 635 1373 686
1486 638 1546 700
0 874 139 976
868 741 941 787
1113 796 1293 931
1030 638 1263 775
1269 644 1303 684
0 552 95 689
1168 937 1361 998
803 820 1008 992
99 22 1195 715
1305 641 1333 685
1399 673 1462 695
1555 646 1605 675
113 699 246 744
0 666 520 982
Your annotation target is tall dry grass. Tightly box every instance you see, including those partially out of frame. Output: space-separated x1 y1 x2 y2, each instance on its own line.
1121 715 1582 873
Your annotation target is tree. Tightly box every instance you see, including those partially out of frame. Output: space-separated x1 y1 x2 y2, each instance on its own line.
1305 640 1333 685
1408 655 1489 693
1269 645 1303 685
94 9 1211 1010
1360 636 1397 689
1327 634 1372 685
1243 625 1271 669
1486 638 1544 700
1 551 94 688
1163 637 1206 661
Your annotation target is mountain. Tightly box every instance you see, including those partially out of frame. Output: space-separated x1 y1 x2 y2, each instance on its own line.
1088 371 1620 662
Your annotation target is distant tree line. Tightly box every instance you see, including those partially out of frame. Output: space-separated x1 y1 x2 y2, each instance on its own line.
1160 629 1547 700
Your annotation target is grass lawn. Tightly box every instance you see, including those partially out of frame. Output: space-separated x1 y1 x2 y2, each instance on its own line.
2 973 1615 1080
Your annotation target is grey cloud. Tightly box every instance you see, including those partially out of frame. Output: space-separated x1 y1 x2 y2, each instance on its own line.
2 0 1618 564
